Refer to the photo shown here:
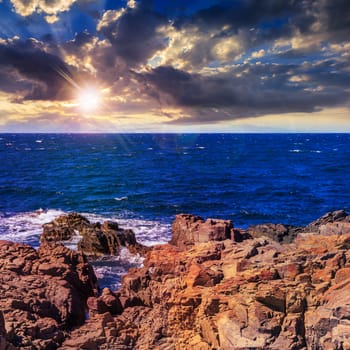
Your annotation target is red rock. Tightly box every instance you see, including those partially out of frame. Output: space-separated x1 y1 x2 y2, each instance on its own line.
87 288 122 316
170 214 234 250
0 241 98 349
5 211 350 349
318 222 350 236
334 267 350 284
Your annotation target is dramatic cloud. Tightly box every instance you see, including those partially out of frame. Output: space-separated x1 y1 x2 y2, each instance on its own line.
137 61 350 123
0 0 350 131
9 0 77 22
0 37 75 100
97 0 168 67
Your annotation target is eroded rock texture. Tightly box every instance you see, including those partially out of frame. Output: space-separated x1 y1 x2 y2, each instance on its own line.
3 211 350 349
41 213 148 256
0 241 98 349
62 211 350 349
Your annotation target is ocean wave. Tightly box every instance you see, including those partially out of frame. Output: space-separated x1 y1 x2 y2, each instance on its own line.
83 212 171 246
0 209 171 248
0 209 171 290
0 209 65 248
114 196 128 201
92 248 145 290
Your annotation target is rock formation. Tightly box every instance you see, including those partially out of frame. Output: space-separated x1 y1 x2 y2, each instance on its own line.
0 240 98 349
62 211 350 349
41 213 148 256
246 222 301 243
246 210 350 244
41 213 90 242
170 214 249 249
2 210 350 349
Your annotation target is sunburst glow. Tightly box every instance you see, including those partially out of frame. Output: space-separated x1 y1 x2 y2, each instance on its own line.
77 87 101 112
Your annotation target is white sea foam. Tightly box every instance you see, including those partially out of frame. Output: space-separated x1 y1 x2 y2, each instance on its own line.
0 209 65 248
289 149 301 153
114 196 128 201
63 229 82 251
83 212 171 246
35 140 43 143
0 209 171 290
0 209 171 248
92 247 145 290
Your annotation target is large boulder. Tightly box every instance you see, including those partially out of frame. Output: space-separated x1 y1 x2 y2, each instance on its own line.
41 212 90 242
303 209 350 233
0 240 98 349
247 223 301 243
41 214 149 257
247 210 350 244
78 221 149 256
170 214 239 250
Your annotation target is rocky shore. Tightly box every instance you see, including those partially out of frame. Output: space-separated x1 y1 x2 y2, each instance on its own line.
1 210 350 349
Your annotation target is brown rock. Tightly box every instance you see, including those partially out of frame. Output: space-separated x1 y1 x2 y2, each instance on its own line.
334 267 350 284
6 210 350 349
41 213 149 257
77 212 350 349
247 223 301 243
41 212 90 242
170 214 234 250
78 223 121 256
0 240 98 349
0 311 8 350
87 288 122 316
303 209 350 233
318 221 350 236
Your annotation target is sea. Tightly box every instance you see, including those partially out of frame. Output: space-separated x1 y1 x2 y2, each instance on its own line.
1 133 349 289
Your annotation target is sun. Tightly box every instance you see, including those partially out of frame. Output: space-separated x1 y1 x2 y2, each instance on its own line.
77 87 101 112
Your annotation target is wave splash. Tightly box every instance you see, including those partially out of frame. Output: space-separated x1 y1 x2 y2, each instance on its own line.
0 209 172 289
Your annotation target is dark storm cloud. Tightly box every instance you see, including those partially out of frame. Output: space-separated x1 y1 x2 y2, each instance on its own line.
137 63 350 123
0 38 74 100
97 0 168 67
175 0 299 30
319 0 350 33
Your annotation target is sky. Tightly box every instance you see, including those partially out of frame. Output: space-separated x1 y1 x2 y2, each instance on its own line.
0 0 350 133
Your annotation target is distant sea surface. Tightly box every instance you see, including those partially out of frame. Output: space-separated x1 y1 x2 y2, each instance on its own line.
1 133 349 288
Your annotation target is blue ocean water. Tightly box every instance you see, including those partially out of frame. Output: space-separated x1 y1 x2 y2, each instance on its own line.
0 133 349 287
